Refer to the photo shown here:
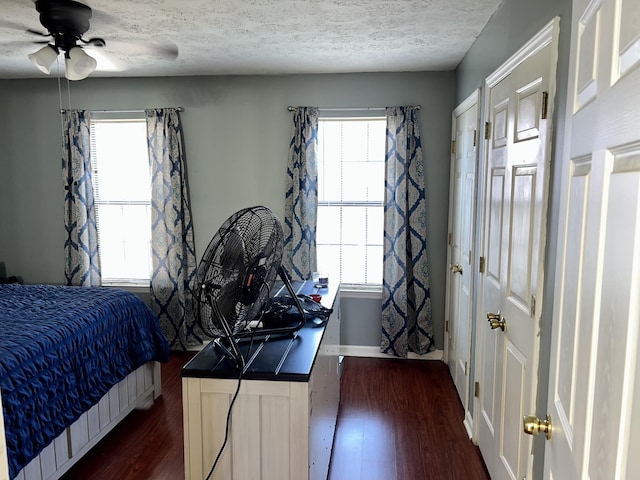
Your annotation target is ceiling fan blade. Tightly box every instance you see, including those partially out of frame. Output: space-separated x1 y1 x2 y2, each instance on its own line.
89 8 123 28
0 40 49 51
83 37 106 47
0 18 36 32
26 27 50 37
85 48 127 72
100 38 179 60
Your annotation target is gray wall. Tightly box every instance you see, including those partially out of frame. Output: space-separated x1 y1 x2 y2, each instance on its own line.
456 0 572 477
340 295 383 346
0 71 455 350
457 0 570 104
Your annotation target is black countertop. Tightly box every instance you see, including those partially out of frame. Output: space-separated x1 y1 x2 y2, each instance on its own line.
182 280 338 382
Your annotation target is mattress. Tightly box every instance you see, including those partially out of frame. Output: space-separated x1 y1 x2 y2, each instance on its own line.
0 284 169 479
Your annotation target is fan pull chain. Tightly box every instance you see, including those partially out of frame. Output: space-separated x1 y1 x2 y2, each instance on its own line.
57 58 65 142
66 77 72 111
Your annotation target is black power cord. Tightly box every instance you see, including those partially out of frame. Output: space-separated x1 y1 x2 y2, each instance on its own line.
205 362 243 480
205 319 260 480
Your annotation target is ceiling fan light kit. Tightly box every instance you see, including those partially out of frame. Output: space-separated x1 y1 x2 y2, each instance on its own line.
24 0 98 81
28 44 59 74
9 0 178 81
28 43 97 80
64 46 97 80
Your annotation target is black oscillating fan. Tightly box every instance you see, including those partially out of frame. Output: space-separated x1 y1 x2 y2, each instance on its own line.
194 206 306 369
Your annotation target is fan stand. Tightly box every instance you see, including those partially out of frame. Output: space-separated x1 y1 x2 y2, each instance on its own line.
209 298 246 369
204 266 307 371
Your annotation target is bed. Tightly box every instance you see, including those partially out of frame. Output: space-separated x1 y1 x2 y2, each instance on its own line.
0 284 170 480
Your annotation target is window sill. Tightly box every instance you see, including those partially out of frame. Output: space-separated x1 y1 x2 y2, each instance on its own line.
339 284 382 299
102 283 150 295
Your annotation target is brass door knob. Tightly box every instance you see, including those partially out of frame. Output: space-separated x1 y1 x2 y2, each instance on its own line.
450 263 463 274
489 318 506 331
523 414 552 440
486 311 505 331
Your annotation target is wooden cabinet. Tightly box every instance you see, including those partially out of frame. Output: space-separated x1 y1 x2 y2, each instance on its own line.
182 286 340 480
308 292 340 479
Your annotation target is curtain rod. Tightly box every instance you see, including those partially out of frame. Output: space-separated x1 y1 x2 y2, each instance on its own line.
59 107 184 114
287 105 420 111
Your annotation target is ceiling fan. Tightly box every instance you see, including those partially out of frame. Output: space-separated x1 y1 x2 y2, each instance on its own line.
7 0 179 80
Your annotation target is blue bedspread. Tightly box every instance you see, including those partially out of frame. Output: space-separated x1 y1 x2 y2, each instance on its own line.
0 284 170 479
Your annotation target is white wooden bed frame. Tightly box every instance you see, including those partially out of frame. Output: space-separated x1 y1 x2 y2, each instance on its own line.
9 361 161 480
0 388 8 480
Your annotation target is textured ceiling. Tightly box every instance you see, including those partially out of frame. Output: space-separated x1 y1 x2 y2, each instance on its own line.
0 0 502 79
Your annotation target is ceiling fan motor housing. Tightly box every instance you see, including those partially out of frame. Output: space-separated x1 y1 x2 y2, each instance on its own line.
36 0 92 52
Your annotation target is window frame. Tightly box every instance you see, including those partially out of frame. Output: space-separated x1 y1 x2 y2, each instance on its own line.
90 112 152 287
316 113 386 291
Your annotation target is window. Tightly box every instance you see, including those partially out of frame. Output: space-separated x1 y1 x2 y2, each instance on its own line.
90 116 151 285
316 117 386 286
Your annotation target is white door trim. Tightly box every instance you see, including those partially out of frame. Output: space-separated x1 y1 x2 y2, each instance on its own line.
485 18 561 88
454 88 481 117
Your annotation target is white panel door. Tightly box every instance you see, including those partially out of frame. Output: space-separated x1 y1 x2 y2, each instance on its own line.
476 20 559 480
446 90 478 422
477 71 510 477
545 0 640 478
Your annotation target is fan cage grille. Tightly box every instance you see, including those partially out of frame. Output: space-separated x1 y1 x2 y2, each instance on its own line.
195 206 284 339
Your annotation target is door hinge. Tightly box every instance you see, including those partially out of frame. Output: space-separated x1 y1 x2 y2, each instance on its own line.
479 256 486 274
445 319 449 333
484 121 491 140
541 91 549 119
531 294 537 318
473 129 477 147
448 232 454 246
451 139 457 155
464 361 468 375
474 382 480 398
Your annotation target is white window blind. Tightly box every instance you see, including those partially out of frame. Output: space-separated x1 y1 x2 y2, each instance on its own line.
90 118 152 285
317 117 386 285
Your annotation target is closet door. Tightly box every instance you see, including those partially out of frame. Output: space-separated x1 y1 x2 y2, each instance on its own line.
446 89 479 430
475 19 559 480
544 0 640 477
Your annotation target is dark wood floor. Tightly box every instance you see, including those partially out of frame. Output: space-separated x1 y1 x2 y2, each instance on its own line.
61 353 489 480
329 357 489 480
61 351 196 480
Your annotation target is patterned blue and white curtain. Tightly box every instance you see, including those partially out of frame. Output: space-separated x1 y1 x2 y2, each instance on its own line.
61 109 101 286
381 106 434 358
283 106 319 280
146 108 199 350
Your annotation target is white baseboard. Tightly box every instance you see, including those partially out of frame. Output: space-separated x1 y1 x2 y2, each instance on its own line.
340 345 443 360
187 341 209 352
464 411 474 439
